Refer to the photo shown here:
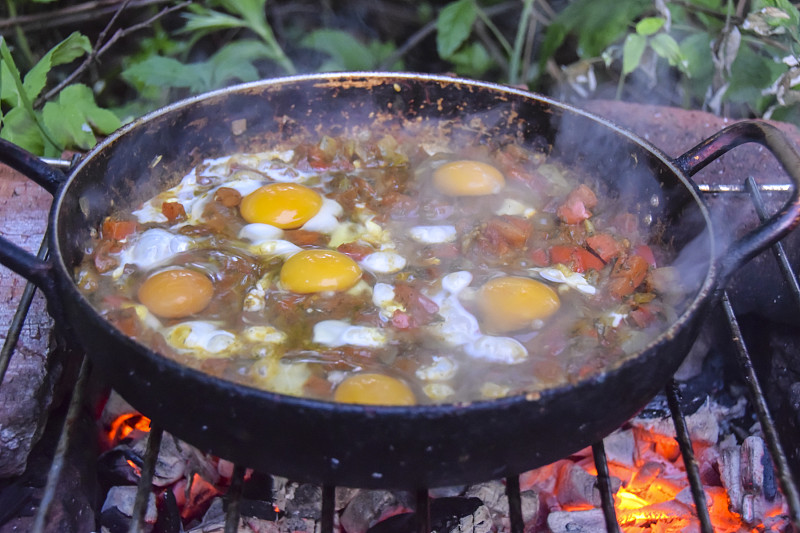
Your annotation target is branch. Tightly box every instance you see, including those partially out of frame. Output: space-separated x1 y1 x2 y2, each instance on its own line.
0 0 173 34
37 1 190 107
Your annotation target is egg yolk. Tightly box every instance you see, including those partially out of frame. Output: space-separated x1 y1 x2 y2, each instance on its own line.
477 276 560 333
432 160 505 196
333 373 416 405
137 268 214 319
239 183 323 228
280 249 362 293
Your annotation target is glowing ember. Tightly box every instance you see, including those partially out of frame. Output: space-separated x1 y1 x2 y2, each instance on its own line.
107 412 151 443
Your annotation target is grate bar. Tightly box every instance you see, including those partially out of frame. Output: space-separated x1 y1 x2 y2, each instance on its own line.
128 425 163 533
321 484 336 533
224 464 246 533
0 239 49 383
697 183 793 193
665 379 714 532
505 475 525 533
30 353 92 533
721 293 800 528
415 488 430 533
592 440 621 533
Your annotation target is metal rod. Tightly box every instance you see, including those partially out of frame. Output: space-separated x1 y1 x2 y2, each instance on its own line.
30 354 91 533
127 425 163 533
320 484 336 533
697 183 793 193
0 239 49 383
745 176 800 311
591 441 621 533
416 488 430 533
224 464 246 533
721 293 800 529
664 380 714 532
505 475 525 533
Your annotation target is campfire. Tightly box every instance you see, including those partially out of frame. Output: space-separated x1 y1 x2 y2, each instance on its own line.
97 390 791 532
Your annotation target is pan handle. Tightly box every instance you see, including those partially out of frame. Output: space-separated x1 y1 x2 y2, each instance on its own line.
673 120 800 284
0 138 67 296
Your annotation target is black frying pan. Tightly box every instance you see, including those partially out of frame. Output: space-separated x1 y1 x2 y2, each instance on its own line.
1 73 799 489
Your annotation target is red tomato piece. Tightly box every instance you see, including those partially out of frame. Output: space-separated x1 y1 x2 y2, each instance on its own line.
607 255 650 298
337 241 374 261
161 201 187 223
529 248 550 267
101 218 138 241
586 233 623 262
633 244 657 267
574 248 605 272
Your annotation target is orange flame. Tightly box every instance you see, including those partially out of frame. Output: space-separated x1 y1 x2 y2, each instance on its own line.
108 413 151 442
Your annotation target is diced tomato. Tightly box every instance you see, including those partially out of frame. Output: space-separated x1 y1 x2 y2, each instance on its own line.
391 310 415 329
214 187 242 207
612 212 640 238
429 243 459 259
548 245 604 273
574 248 605 272
93 240 121 273
379 192 416 218
569 184 598 209
633 244 657 267
529 248 550 267
305 145 333 170
304 374 333 397
394 283 439 325
549 245 574 266
337 241 374 261
101 218 137 241
161 201 187 223
556 197 592 224
607 254 650 298
630 305 656 328
586 233 623 262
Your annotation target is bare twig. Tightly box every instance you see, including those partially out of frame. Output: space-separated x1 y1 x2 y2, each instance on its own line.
0 0 174 34
37 1 190 107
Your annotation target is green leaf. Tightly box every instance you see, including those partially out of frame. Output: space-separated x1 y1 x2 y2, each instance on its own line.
42 84 120 151
0 107 45 155
206 40 270 86
636 17 666 36
447 41 492 77
24 32 91 102
680 32 714 81
301 29 378 71
436 0 477 59
650 33 685 69
181 9 247 35
622 33 647 75
726 44 786 104
122 56 209 93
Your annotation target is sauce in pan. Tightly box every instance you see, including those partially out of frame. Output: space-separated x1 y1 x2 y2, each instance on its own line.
74 121 687 405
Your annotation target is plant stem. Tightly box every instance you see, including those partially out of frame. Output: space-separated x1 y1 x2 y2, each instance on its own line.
476 8 513 57
509 0 534 85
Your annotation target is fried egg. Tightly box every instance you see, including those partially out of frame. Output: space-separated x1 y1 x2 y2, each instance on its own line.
409 225 457 244
360 251 407 274
432 160 505 196
425 271 530 364
280 249 362 293
163 321 237 356
333 373 415 405
137 268 214 319
240 183 323 228
476 276 560 333
532 265 597 295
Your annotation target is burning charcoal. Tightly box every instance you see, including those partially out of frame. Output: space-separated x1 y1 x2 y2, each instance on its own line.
335 486 360 510
101 486 157 527
547 509 606 533
633 400 723 446
180 473 219 522
284 483 322 519
719 446 743 513
554 463 601 508
365 497 492 533
627 462 664 494
603 429 636 468
97 445 144 486
339 489 413 533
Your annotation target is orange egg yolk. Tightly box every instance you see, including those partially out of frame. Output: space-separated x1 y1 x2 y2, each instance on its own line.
280 249 362 293
239 183 323 228
333 373 416 405
477 276 560 333
137 268 214 319
432 160 505 196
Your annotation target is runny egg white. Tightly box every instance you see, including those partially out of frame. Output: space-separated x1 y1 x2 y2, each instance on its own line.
163 321 238 356
113 228 193 278
359 251 407 274
313 320 388 348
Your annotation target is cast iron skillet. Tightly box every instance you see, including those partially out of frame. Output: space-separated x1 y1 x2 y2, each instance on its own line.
1 73 800 489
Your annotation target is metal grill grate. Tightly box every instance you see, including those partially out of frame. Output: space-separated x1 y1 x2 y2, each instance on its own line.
2 179 800 533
